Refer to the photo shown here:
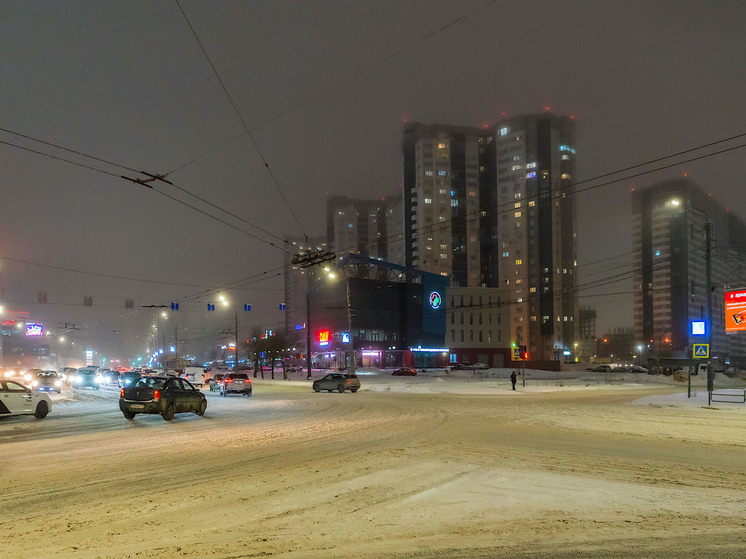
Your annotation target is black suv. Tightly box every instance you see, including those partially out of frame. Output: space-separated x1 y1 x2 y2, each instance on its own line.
312 373 361 393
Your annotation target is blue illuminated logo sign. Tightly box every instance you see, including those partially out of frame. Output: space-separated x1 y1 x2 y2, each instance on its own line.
429 291 442 310
342 332 350 343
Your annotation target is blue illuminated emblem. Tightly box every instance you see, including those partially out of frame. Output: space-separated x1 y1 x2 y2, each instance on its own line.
429 291 442 310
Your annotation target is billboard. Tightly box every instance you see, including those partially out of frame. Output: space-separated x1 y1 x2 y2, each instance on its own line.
725 289 746 333
25 323 43 336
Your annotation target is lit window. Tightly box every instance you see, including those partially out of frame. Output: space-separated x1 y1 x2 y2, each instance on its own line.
425 170 434 176
526 162 536 169
515 259 523 265
559 145 576 154
514 211 522 218
561 154 569 161
438 142 447 149
424 198 432 204
528 200 535 207
514 202 521 208
438 170 447 176
526 172 536 179
561 173 571 179
451 200 459 207
512 164 523 171
502 251 509 257
499 127 509 136
439 189 447 195
530 287 537 293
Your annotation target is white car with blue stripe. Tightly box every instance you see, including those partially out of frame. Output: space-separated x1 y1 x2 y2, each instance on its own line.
0 379 51 419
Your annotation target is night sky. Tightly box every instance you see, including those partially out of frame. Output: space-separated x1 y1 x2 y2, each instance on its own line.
1 1 745 363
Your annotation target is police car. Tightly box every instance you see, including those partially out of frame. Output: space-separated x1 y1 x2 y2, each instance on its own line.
0 379 51 419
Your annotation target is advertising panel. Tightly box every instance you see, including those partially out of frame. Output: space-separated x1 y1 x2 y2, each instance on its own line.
724 289 746 333
25 323 43 336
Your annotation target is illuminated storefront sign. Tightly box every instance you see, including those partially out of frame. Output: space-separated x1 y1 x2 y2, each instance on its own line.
725 289 746 333
318 330 330 347
429 291 442 310
25 323 43 336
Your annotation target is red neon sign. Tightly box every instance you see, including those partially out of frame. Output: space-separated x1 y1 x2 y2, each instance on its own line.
318 330 330 346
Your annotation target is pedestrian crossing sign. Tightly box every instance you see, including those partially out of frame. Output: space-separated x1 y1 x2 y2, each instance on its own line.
513 348 523 360
693 344 709 358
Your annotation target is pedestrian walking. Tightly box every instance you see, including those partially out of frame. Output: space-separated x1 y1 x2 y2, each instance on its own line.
510 370 517 390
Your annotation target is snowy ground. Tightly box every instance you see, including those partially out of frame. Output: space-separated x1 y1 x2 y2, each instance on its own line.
2 368 745 558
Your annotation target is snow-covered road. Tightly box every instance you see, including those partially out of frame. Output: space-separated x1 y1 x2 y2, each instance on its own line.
2 372 745 558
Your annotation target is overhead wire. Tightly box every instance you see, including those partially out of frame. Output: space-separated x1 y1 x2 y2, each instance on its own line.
174 0 307 241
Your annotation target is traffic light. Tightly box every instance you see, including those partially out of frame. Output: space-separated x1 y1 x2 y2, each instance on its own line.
520 345 528 360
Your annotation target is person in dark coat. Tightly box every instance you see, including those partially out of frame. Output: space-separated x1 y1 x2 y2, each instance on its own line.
510 370 517 390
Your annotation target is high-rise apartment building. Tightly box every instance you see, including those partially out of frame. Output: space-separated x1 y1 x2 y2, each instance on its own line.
402 124 482 286
632 178 746 366
403 114 578 361
326 194 404 265
481 114 578 361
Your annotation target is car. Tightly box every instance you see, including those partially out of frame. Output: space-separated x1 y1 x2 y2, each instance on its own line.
629 365 649 374
286 364 304 373
101 369 121 385
589 365 612 373
119 371 141 388
312 373 361 393
119 376 207 421
471 363 489 370
60 367 77 383
209 373 226 391
219 373 252 396
0 379 51 419
1 368 20 380
22 368 43 383
31 370 62 393
181 367 209 388
392 367 417 376
450 363 474 371
74 368 102 389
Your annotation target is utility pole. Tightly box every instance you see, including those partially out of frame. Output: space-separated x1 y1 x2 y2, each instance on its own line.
235 311 239 370
306 292 312 380
705 220 713 406
346 279 356 375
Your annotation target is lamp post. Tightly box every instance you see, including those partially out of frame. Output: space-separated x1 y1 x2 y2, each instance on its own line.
306 291 312 380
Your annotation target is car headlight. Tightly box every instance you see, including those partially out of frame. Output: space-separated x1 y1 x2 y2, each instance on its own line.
76 376 82 383
25 374 32 381
55 380 61 387
32 380 38 386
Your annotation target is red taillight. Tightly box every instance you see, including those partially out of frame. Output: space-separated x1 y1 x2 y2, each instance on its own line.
226 378 233 383
120 388 124 399
153 389 160 402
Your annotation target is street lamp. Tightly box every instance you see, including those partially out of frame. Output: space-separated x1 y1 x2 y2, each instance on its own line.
306 267 355 379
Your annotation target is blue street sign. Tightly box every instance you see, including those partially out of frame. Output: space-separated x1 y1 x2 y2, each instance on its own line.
171 302 179 311
279 303 286 311
244 304 251 312
693 344 709 358
207 303 215 311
